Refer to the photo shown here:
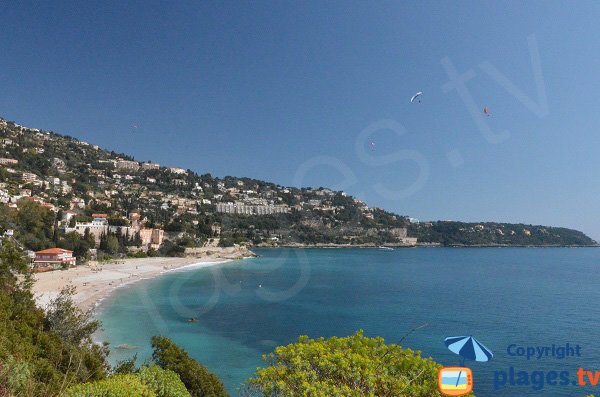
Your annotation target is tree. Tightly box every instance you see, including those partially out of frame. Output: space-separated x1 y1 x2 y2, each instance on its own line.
84 226 96 248
244 331 469 397
133 231 143 246
100 231 121 255
0 242 108 395
151 336 228 397
0 241 31 295
44 286 100 345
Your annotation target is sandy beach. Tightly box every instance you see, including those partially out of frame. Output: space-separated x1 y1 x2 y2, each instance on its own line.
32 256 232 311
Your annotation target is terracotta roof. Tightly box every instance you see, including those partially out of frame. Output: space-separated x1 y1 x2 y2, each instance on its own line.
35 248 73 254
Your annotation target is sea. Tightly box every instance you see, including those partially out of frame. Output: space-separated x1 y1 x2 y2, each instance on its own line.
95 247 600 396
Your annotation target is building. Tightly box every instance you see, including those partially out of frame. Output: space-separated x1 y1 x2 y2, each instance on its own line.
33 248 76 271
21 172 39 183
390 228 408 239
142 162 160 170
65 214 108 243
399 237 418 246
116 160 140 171
0 158 18 165
216 202 290 215
41 202 58 212
139 228 164 250
167 167 187 175
70 198 86 209
62 210 77 224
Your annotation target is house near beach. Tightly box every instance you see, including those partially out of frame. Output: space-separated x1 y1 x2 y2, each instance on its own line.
140 228 164 250
33 248 76 271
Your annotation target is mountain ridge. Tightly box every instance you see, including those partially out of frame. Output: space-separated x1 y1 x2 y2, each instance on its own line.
0 116 595 257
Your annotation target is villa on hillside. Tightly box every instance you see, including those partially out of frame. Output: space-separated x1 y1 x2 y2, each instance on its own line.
33 248 76 271
116 160 140 171
65 213 108 243
142 162 160 170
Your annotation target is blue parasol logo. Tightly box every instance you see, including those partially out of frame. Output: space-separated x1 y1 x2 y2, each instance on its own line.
444 335 493 365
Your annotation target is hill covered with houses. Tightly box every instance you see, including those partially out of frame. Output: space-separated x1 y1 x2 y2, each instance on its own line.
0 116 595 267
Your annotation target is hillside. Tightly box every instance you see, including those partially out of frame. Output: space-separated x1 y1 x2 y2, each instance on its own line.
409 221 595 247
0 116 595 259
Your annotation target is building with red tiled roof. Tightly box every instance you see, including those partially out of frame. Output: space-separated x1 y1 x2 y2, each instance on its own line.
33 248 76 270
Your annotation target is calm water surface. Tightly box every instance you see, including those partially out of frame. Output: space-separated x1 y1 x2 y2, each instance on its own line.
95 248 600 396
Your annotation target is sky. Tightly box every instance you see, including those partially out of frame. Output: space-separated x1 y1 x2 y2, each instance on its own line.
1 1 600 239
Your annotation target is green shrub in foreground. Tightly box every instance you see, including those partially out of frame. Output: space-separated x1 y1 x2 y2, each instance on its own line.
62 366 191 397
139 365 191 397
62 374 155 397
244 330 474 397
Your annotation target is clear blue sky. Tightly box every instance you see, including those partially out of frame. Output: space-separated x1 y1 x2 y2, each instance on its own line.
2 1 600 239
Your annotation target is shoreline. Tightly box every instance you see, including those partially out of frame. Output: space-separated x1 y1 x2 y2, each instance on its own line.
31 256 238 312
257 243 599 249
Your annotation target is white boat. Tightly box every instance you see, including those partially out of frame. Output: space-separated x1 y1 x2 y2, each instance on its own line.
377 246 394 251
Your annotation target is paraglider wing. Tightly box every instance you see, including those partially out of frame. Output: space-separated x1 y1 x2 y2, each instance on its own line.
410 92 423 103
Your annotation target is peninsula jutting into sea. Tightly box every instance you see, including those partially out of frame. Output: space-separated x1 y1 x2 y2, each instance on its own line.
0 116 594 273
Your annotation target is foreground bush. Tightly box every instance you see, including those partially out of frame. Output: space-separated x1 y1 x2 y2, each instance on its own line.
244 331 473 397
138 365 191 397
63 366 190 397
151 336 228 397
0 242 109 396
62 374 155 397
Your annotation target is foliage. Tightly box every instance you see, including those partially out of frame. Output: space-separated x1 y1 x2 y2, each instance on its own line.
62 374 155 397
63 366 191 397
0 240 32 294
138 365 191 397
244 331 469 397
113 355 138 375
44 286 100 345
158 241 186 257
0 355 32 395
408 221 596 246
0 242 109 396
59 231 95 260
151 336 228 397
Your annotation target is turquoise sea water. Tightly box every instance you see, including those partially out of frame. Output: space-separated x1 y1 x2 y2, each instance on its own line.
95 248 600 396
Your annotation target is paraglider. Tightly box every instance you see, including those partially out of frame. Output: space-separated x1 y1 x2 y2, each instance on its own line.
483 106 490 116
370 141 376 151
410 92 423 103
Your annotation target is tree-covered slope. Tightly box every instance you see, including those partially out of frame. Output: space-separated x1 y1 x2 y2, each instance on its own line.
0 116 595 248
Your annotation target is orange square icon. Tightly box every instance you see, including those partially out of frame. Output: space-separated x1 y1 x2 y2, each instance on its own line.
438 367 473 396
